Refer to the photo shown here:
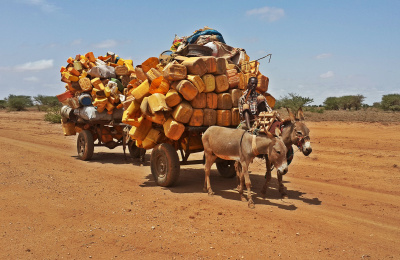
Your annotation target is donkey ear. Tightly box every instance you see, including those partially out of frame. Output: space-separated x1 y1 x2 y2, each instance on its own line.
286 108 296 122
266 130 274 138
275 127 282 136
296 107 305 121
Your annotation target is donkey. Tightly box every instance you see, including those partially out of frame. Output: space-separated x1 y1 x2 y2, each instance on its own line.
202 126 288 208
261 107 312 198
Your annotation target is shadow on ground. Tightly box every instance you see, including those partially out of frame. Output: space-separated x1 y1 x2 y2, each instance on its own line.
140 166 321 210
72 152 150 166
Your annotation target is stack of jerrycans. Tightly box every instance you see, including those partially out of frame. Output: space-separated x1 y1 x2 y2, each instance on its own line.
121 46 271 150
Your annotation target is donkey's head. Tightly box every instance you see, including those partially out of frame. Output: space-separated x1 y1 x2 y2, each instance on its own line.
287 107 312 156
266 129 288 175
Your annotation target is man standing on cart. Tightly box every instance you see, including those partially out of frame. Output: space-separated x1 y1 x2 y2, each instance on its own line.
238 77 273 130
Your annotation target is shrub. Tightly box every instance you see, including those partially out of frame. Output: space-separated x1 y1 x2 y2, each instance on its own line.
6 95 33 111
381 94 400 111
0 100 6 109
372 102 381 109
306 106 325 113
34 95 61 111
323 97 340 110
324 95 365 110
44 106 62 123
275 93 313 111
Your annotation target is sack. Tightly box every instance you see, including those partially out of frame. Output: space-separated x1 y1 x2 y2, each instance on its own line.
204 42 218 56
73 106 123 121
88 65 116 78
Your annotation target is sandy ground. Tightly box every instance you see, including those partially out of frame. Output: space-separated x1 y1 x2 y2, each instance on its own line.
0 110 399 259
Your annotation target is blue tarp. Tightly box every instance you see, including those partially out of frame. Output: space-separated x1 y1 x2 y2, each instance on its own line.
186 29 225 44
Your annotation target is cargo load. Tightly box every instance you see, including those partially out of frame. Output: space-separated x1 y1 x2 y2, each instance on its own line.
57 26 276 151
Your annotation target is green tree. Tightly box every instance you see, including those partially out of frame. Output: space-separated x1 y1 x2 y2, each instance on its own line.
0 99 7 109
275 93 313 111
381 94 400 111
353 95 365 110
372 102 381 109
6 95 33 111
34 95 61 111
323 97 340 110
324 95 365 110
339 96 353 110
34 95 61 107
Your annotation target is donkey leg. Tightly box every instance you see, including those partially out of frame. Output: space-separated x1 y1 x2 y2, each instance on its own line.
261 157 272 197
204 154 217 195
242 163 255 208
239 170 247 202
235 162 246 202
277 172 288 198
234 161 241 190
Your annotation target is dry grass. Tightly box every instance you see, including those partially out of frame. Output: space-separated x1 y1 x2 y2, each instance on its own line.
277 108 400 123
3 107 399 124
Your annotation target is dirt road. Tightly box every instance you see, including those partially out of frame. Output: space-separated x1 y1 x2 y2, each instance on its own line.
1 111 399 259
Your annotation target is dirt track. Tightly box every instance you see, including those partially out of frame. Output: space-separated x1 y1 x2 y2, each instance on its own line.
1 111 399 259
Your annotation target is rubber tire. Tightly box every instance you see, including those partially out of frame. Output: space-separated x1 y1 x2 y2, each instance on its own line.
216 159 236 178
127 140 141 159
150 143 180 187
77 130 94 161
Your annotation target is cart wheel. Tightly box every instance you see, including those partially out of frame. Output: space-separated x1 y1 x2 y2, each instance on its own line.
151 143 180 187
216 159 236 178
77 130 94 161
127 140 141 159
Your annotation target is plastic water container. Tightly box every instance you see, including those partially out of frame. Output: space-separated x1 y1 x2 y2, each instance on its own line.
165 89 181 107
141 57 159 73
217 110 232 126
163 62 187 81
163 118 185 141
188 109 204 126
149 76 170 95
61 120 76 136
172 101 194 124
79 94 92 106
56 91 74 105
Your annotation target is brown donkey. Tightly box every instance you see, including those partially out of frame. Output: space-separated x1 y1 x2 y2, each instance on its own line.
261 107 312 197
202 126 288 208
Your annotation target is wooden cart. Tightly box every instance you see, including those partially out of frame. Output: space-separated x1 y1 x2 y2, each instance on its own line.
72 117 141 161
148 126 236 187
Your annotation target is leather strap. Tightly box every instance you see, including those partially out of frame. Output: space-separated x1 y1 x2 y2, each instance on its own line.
252 135 259 156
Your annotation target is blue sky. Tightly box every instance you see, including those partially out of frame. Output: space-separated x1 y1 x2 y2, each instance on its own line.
0 0 399 105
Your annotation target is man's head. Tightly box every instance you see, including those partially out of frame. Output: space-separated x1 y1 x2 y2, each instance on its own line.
248 77 258 91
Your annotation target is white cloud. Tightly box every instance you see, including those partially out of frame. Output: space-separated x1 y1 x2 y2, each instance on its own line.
21 0 59 13
93 39 118 49
320 71 335 78
71 39 82 46
14 59 54 71
24 76 39 82
44 43 58 48
246 6 285 22
315 53 332 59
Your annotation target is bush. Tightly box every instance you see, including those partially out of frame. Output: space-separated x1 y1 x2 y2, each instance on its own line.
6 95 33 111
0 100 6 109
323 97 340 110
306 106 324 113
323 95 365 110
44 106 62 123
381 94 400 111
372 102 381 109
275 93 313 111
34 95 61 111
